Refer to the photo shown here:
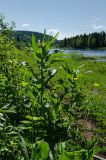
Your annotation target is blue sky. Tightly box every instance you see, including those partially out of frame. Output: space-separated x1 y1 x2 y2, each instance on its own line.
0 0 106 39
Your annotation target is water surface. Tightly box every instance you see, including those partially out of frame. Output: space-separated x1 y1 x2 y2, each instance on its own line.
63 49 106 57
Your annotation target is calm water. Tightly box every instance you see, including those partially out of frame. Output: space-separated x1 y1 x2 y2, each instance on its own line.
50 49 106 57
63 49 106 57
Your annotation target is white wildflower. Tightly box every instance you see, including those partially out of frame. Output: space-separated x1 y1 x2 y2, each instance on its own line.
51 68 57 75
45 103 49 108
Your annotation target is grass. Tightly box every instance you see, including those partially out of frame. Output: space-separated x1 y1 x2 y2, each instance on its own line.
53 52 106 158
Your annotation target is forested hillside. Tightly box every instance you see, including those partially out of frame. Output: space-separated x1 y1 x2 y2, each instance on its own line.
9 30 51 49
60 31 106 49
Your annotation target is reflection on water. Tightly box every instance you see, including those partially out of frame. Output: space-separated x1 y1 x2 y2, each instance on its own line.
63 49 106 57
49 49 106 62
95 59 106 62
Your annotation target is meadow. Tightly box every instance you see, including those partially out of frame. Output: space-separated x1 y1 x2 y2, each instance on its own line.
0 16 106 159
64 54 106 158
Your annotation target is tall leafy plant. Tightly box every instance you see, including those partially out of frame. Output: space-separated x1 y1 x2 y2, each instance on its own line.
19 31 91 159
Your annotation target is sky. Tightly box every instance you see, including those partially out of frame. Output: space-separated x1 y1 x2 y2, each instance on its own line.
0 0 106 39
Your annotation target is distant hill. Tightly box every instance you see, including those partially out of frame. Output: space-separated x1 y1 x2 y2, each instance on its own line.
10 30 59 49
13 30 50 41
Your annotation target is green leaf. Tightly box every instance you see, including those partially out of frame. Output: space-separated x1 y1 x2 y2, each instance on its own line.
21 120 32 127
33 140 50 160
59 148 72 160
7 131 19 135
32 34 38 51
26 115 44 122
32 34 42 54
21 81 29 87
41 29 47 47
0 109 16 113
19 135 29 160
59 148 92 160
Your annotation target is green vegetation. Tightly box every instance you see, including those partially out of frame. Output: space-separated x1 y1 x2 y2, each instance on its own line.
0 14 106 159
9 30 59 50
10 30 53 49
60 32 106 49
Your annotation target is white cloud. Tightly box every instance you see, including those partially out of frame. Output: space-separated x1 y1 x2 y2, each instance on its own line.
21 23 30 27
47 28 59 35
58 31 80 40
91 19 106 30
92 23 106 30
58 32 71 40
47 28 78 40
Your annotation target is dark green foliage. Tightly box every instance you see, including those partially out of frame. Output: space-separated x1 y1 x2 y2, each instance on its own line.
19 136 30 160
60 31 106 49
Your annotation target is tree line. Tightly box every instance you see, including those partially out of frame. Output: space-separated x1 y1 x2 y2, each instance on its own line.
59 31 106 49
